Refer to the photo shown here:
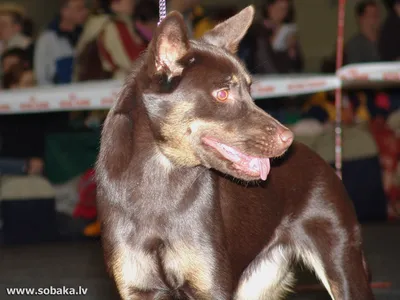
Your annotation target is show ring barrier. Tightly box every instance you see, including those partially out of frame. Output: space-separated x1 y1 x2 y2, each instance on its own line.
0 62 399 115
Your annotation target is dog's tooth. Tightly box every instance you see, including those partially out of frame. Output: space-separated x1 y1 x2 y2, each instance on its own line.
221 144 241 162
231 154 241 162
249 158 260 171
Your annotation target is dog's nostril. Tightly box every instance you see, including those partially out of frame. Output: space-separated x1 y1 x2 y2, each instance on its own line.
279 129 294 144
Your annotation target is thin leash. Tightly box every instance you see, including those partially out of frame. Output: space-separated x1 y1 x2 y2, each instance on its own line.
158 0 167 25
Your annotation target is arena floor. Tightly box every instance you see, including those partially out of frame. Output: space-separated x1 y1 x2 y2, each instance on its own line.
0 223 399 300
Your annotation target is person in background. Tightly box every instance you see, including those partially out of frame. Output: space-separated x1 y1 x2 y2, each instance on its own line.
0 4 32 77
34 0 88 86
1 47 30 73
345 0 381 64
73 0 114 82
2 62 35 90
96 0 148 80
134 0 159 44
379 0 400 61
0 157 43 176
241 0 304 74
0 4 31 54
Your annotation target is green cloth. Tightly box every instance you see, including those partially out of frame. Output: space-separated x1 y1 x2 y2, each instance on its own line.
45 131 101 184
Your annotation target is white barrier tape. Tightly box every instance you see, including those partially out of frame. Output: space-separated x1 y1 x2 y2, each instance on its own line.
251 75 341 99
0 62 399 114
0 80 122 114
337 62 400 79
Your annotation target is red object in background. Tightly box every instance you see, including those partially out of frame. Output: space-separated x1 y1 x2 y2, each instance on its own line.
375 93 391 111
73 169 98 220
369 117 400 219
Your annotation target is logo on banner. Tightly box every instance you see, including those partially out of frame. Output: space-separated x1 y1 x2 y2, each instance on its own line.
383 72 400 81
338 68 369 80
288 80 327 91
0 104 11 112
59 93 91 108
20 97 49 111
101 90 119 106
251 84 275 95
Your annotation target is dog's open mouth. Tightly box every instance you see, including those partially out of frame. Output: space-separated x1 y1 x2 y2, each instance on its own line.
202 137 271 180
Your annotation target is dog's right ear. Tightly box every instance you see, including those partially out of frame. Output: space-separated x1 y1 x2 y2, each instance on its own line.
147 12 190 78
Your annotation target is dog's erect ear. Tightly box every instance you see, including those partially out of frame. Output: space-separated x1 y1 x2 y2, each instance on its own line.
147 11 189 77
201 6 255 53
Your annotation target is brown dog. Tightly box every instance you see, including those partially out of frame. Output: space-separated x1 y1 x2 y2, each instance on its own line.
96 6 374 300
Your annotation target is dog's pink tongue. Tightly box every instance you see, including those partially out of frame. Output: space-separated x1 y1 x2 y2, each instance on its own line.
202 137 271 180
249 157 270 180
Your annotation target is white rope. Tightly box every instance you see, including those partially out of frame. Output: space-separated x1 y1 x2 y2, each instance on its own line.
158 0 167 25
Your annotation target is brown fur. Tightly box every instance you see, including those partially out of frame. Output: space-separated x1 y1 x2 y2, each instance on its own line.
96 6 374 300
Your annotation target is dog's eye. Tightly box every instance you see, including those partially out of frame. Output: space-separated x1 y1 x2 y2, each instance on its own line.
213 89 230 102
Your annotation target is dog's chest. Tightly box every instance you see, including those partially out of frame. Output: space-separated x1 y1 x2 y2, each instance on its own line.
113 238 217 293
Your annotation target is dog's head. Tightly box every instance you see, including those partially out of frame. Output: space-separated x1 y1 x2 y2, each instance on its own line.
140 6 294 181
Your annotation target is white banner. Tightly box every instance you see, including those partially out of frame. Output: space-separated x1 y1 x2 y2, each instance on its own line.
0 62 399 114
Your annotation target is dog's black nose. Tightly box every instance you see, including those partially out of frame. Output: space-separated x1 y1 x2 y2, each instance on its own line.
278 128 294 146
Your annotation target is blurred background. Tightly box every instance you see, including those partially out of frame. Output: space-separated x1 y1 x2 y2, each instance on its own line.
0 0 400 299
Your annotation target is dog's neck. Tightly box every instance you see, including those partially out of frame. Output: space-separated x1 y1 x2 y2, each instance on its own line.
131 146 216 216
113 72 216 211
128 102 215 211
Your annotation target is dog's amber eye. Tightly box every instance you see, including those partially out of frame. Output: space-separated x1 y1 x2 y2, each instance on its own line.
214 89 229 102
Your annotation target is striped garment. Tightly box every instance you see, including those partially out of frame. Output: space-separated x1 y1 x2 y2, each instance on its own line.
97 15 147 80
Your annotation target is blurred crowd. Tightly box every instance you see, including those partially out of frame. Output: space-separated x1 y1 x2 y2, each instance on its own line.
0 0 400 176
0 0 399 91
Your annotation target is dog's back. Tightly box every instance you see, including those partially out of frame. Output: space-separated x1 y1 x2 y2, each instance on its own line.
96 6 374 300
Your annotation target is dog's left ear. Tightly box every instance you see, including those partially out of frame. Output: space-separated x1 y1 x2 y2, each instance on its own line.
201 6 255 53
147 11 190 77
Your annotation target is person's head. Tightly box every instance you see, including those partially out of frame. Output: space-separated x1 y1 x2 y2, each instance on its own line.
2 63 35 89
355 1 380 32
0 10 24 42
60 0 89 27
110 0 135 16
393 0 400 16
1 48 29 73
263 0 294 24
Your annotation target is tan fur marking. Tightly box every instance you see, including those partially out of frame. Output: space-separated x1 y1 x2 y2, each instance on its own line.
160 101 200 167
111 247 159 299
234 246 294 300
111 242 215 299
232 73 251 86
163 241 216 297
245 74 252 86
298 249 335 300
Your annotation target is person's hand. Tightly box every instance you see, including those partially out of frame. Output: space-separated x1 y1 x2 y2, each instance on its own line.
27 157 44 175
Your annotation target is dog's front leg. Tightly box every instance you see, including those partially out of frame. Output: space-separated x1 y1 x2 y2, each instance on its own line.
296 221 375 300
